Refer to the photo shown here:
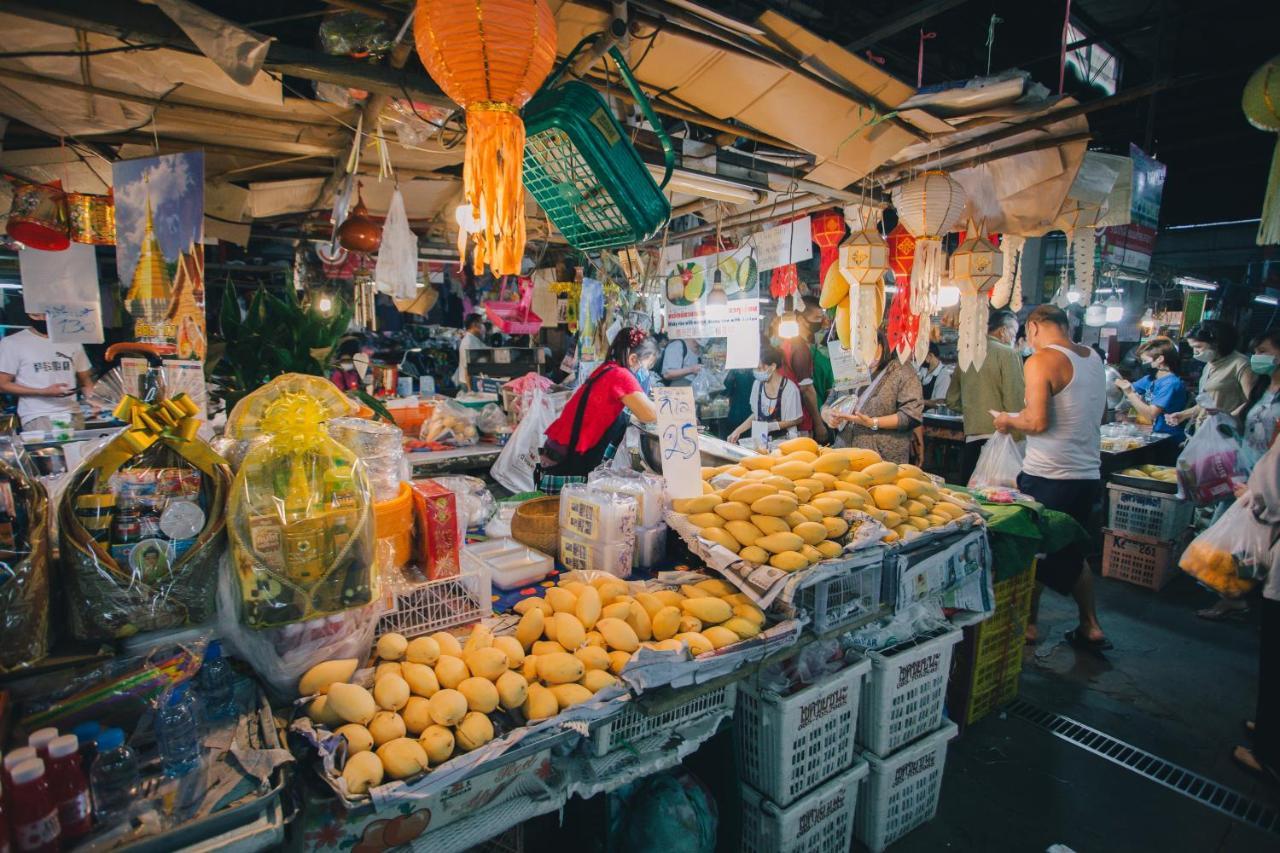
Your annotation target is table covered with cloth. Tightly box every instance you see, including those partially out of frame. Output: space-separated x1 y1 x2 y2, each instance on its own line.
980 500 1091 582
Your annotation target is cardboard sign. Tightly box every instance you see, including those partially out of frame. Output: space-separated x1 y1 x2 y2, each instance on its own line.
725 327 761 370
752 218 813 271
653 386 702 498
828 340 868 390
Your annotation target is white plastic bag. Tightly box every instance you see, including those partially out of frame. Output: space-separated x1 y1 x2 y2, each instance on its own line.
1179 494 1274 597
374 188 418 299
1177 413 1243 504
968 433 1023 489
492 389 558 492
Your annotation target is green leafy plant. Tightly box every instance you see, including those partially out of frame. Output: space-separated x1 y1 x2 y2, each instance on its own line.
206 281 352 412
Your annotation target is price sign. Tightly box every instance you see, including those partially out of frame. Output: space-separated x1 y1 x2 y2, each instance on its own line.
653 386 702 498
828 340 868 390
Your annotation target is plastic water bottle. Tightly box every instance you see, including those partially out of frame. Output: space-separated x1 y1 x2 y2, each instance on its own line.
88 729 139 828
155 684 202 778
197 641 238 723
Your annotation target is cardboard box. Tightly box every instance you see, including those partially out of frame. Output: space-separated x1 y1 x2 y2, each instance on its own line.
411 481 460 580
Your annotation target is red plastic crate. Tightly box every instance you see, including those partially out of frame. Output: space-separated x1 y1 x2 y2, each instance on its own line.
1101 528 1183 591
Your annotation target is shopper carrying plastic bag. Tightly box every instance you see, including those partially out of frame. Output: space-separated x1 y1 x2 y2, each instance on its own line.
967 432 1023 489
1176 412 1244 504
1179 496 1272 598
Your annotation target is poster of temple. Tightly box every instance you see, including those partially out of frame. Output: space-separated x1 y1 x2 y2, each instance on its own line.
112 151 206 362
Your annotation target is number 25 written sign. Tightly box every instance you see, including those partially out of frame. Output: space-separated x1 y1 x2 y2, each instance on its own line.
653 387 702 498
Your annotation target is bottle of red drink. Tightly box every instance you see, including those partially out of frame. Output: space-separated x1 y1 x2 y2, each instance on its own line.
26 732 57 764
7 760 59 853
2 749 35 790
44 737 90 842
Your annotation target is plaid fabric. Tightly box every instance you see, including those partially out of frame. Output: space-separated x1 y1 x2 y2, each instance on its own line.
535 442 619 494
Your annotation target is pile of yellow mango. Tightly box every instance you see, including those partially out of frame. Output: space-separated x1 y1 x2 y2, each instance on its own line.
671 438 969 571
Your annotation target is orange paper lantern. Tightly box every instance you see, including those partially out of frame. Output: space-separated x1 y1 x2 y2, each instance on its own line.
810 210 846 283
414 0 557 276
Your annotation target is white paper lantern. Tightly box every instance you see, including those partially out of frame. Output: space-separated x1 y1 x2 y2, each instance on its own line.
952 229 1004 296
838 206 889 286
891 171 967 239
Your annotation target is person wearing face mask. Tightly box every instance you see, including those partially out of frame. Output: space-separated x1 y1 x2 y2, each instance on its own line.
768 311 824 442
802 297 835 432
1167 320 1257 429
452 313 489 390
993 305 1109 654
825 328 924 464
1115 337 1188 458
945 309 1027 484
537 328 658 493
0 313 94 431
918 343 955 406
1239 331 1280 473
631 338 659 395
727 347 802 446
329 340 363 392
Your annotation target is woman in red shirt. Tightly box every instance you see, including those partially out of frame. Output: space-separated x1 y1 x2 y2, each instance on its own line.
537 328 658 493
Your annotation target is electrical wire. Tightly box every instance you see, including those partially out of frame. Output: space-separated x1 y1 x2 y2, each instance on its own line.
0 43 164 59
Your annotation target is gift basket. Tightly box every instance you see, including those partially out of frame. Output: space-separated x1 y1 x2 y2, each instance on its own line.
0 437 51 671
58 372 232 640
226 377 377 629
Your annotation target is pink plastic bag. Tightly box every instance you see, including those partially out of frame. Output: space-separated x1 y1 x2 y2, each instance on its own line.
1176 414 1242 504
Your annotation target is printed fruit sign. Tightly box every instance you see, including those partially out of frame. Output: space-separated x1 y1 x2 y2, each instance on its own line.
663 246 761 339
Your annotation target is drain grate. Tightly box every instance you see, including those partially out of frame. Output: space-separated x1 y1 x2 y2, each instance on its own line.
1006 699 1280 835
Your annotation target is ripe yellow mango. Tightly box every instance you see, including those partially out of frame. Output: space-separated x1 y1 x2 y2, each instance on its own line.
813 454 850 475
738 545 769 564
714 501 753 521
871 484 907 510
778 436 820 455
772 461 814 481
792 521 828 546
672 495 722 514
701 526 741 552
725 519 765 547
862 461 900 485
809 497 845 517
680 596 733 624
596 617 640 652
756 531 806 554
751 494 799 517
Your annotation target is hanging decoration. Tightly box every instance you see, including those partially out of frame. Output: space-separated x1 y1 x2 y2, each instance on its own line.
770 264 800 299
830 205 888 365
810 209 846 284
6 181 70 251
337 184 382 254
885 223 919 362
951 222 1003 371
1242 55 1280 246
66 192 116 246
414 0 557 275
891 170 967 317
1071 227 1098 302
990 234 1025 309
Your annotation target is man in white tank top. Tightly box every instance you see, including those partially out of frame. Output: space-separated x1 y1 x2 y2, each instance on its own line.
994 305 1110 654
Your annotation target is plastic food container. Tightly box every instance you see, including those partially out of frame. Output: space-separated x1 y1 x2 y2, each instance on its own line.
468 539 553 590
558 483 637 543
633 524 667 569
560 532 634 578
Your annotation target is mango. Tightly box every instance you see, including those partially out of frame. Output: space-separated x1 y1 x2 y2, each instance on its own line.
680 597 733 624
791 521 828 546
701 526 741 552
457 676 500 712
751 514 792 535
756 531 806 554
596 617 640 652
713 501 753 521
814 540 843 558
729 483 780 505
809 497 845 517
772 461 814 481
770 551 809 571
299 659 359 696
550 683 594 709
702 626 740 649
778 436 820 455
725 519 764 547
862 461 900 485
676 632 714 656
871 484 907 510
752 494 799 517
738 545 769 564
523 683 559 721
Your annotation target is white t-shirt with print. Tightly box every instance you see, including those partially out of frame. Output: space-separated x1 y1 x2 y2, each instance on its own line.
0 330 89 423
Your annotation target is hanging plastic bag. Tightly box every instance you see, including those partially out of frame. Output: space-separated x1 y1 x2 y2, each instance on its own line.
1179 494 1276 597
492 389 558 493
1176 413 1242 504
968 432 1023 489
374 188 418 299
689 367 713 402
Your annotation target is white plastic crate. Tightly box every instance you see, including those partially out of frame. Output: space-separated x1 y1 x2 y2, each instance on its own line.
735 655 871 807
1106 483 1193 540
590 682 736 758
856 624 962 756
792 551 884 633
377 549 492 638
741 759 868 853
856 721 958 852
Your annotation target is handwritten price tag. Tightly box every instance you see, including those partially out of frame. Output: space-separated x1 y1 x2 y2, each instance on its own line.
653 386 702 499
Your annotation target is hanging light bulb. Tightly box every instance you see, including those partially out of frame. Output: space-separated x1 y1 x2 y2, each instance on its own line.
707 270 728 307
1105 294 1125 323
937 285 961 308
455 203 486 234
316 293 335 316
1140 307 1157 333
778 312 800 339
1084 302 1107 326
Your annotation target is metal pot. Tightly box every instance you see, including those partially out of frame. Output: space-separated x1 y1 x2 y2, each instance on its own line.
636 424 755 474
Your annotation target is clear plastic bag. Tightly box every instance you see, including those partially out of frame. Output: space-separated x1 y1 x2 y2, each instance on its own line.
0 438 51 672
216 553 383 700
419 398 479 446
326 417 404 503
1177 413 1243 504
475 403 510 436
374 188 419 299
492 389 557 493
1179 494 1274 597
968 433 1024 490
587 467 665 528
227 387 376 629
58 386 231 641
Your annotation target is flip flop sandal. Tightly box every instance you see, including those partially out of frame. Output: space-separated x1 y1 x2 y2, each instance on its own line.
1196 605 1250 622
1064 628 1113 656
1232 747 1280 784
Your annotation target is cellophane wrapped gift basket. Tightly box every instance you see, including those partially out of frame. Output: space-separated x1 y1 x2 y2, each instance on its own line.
0 437 51 671
58 368 231 640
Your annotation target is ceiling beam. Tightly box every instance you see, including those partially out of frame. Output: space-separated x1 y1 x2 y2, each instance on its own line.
842 0 971 53
1 0 452 108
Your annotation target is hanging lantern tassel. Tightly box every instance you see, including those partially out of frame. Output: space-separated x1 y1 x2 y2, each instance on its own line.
909 239 944 314
914 313 932 366
855 283 882 365
1073 227 1098 303
957 293 989 372
462 105 527 276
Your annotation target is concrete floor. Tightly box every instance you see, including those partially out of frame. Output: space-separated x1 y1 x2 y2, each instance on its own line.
900 571 1280 852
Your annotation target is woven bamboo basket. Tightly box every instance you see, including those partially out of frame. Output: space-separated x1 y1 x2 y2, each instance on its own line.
511 496 560 555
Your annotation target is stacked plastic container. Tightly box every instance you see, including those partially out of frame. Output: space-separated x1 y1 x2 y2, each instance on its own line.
586 469 667 570
851 623 962 852
557 483 637 576
734 646 873 853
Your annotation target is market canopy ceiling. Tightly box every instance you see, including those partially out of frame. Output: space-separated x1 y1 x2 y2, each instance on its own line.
0 0 1101 247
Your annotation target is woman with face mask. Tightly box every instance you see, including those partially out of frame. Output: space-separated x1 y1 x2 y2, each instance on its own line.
1116 337 1188 454
1166 321 1257 429
825 329 924 464
727 346 802 446
1239 331 1280 473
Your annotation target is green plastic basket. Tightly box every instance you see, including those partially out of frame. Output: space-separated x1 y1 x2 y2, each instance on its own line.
522 36 674 251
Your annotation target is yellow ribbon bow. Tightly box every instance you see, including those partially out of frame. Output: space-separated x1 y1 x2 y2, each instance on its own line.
94 393 225 479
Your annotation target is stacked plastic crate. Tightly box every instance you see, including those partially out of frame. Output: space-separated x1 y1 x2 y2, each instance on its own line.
852 624 963 852
733 652 872 853
1101 481 1194 590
